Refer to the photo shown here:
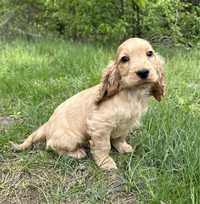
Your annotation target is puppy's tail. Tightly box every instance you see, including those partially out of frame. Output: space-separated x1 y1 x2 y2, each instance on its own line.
10 123 47 151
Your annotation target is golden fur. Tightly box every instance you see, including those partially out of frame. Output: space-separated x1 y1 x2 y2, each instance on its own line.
11 38 164 170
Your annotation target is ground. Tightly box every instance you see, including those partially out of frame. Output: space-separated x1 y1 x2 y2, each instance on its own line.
0 39 200 203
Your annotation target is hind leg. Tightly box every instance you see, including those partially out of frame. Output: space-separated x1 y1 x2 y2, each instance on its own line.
49 145 87 159
46 132 87 159
64 148 87 159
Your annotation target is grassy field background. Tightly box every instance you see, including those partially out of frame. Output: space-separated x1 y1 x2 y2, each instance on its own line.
0 39 200 204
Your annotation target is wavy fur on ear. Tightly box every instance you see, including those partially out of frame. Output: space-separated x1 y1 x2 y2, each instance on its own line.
95 62 121 104
151 54 165 101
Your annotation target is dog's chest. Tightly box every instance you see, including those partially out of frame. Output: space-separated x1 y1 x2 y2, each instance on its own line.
112 92 147 136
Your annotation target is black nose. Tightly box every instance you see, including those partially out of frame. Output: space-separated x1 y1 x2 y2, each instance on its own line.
136 68 149 79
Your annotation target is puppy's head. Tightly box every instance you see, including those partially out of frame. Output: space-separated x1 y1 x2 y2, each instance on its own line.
96 38 165 103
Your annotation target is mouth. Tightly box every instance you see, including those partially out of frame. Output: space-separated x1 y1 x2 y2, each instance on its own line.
137 78 156 86
133 80 153 90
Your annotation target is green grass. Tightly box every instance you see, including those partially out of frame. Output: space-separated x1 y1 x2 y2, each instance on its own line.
0 39 200 203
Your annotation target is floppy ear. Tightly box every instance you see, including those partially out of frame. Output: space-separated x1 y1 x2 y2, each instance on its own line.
95 62 121 104
151 54 165 101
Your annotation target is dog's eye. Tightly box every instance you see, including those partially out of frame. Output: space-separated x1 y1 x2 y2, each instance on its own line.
121 56 129 63
146 51 153 57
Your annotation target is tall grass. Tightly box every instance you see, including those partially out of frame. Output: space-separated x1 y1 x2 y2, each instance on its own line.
0 39 200 203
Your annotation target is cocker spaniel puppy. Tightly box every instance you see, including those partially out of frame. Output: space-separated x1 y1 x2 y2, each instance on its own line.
11 38 164 170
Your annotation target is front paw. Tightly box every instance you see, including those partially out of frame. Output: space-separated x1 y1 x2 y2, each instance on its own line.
101 159 118 170
98 157 118 170
114 142 135 154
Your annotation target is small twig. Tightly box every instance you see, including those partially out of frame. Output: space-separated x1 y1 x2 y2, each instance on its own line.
175 8 179 26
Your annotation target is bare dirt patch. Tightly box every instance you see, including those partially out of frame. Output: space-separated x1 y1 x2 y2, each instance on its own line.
0 116 15 127
0 156 136 204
